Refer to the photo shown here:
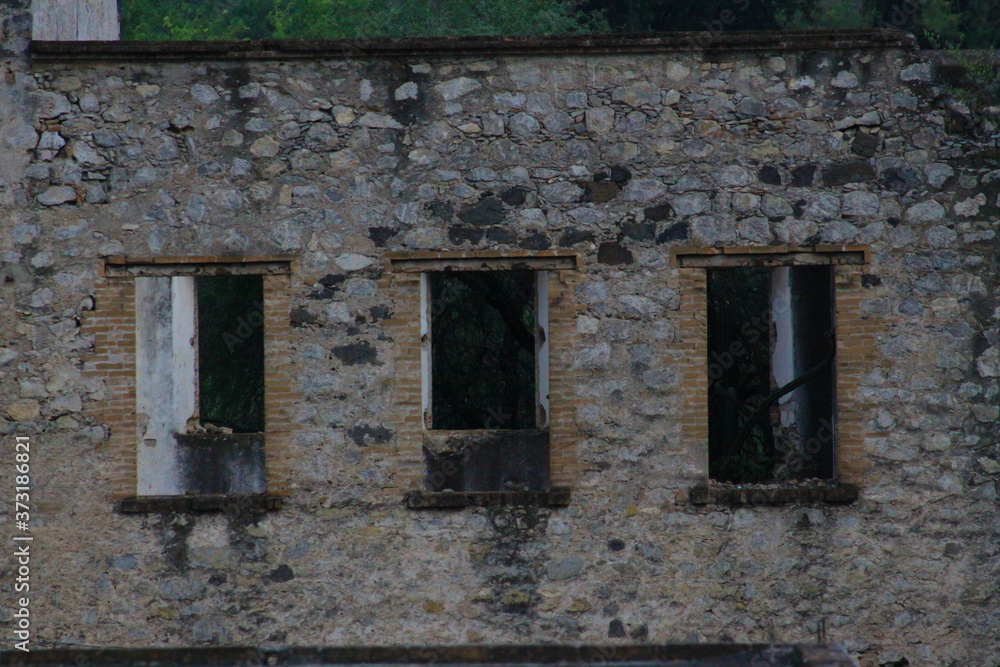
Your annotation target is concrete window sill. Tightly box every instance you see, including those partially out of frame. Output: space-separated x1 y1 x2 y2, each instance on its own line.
117 494 284 513
404 487 571 509
688 484 860 506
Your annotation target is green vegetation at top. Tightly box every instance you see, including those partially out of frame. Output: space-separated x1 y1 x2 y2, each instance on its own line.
120 0 999 48
119 0 607 40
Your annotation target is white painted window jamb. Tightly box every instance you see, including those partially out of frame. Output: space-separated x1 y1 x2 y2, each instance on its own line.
420 273 432 430
536 271 550 429
172 276 198 429
135 276 197 496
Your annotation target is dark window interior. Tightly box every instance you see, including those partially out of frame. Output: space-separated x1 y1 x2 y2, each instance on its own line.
430 270 536 430
197 275 265 433
707 265 835 483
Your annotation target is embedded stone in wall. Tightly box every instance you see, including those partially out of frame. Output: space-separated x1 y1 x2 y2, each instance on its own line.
36 185 77 206
458 198 505 225
842 191 879 217
831 71 859 88
907 200 945 223
6 399 40 421
36 131 65 160
739 97 768 116
822 161 876 186
851 132 879 157
540 182 582 204
925 163 954 188
901 62 934 81
597 242 633 265
977 347 1000 377
335 254 375 271
249 136 279 158
434 77 481 101
585 107 615 135
358 112 403 129
623 179 665 202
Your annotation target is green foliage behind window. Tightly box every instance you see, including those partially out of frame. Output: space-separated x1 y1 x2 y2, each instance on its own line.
197 275 265 434
430 271 537 431
707 267 777 484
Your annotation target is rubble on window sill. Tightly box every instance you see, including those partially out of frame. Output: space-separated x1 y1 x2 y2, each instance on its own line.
184 417 234 434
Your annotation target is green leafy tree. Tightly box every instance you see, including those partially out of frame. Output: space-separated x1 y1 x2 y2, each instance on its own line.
268 0 374 39
197 276 265 434
121 0 1000 45
956 0 1000 49
580 0 796 33
777 0 878 30
121 0 605 40
777 0 996 49
120 0 276 40
272 0 606 38
918 0 963 41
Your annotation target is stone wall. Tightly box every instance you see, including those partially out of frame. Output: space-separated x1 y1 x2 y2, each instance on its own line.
2 3 999 664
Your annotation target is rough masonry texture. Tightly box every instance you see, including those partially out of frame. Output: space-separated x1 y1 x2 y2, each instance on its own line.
0 2 998 665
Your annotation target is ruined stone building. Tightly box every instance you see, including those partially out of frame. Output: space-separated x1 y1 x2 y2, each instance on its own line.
1 1 998 665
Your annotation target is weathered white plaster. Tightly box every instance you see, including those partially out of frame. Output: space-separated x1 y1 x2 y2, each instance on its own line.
771 267 799 428
536 270 550 428
420 273 432 428
135 276 197 495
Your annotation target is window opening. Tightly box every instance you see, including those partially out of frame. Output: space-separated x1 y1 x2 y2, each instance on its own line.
196 275 265 433
419 267 551 493
707 265 835 484
135 273 265 496
429 270 537 430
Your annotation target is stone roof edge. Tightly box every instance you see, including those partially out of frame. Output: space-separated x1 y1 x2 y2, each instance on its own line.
30 29 917 62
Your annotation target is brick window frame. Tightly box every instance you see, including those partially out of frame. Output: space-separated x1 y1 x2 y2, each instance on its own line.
384 250 582 509
672 246 875 506
82 255 297 513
